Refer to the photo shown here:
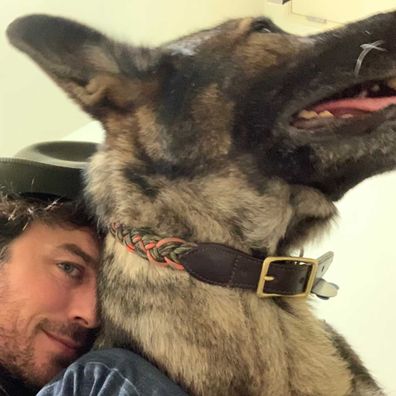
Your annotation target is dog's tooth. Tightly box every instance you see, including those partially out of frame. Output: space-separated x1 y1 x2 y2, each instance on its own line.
386 78 396 90
297 110 318 120
341 114 354 119
371 84 380 92
318 111 334 118
357 89 368 98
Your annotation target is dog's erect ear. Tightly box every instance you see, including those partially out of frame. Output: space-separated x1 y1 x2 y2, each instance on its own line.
7 15 164 116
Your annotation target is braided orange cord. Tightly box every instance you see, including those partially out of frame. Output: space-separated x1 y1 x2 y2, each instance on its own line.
155 237 187 270
110 223 195 271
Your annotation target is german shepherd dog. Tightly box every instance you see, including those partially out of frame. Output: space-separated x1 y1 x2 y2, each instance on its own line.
7 11 395 395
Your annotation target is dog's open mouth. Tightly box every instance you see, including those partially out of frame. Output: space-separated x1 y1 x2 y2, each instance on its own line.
292 77 396 129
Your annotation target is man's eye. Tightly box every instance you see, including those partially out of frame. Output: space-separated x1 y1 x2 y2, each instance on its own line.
57 262 82 279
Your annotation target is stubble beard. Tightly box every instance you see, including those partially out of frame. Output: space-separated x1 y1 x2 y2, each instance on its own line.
0 268 96 389
0 292 94 389
0 317 75 389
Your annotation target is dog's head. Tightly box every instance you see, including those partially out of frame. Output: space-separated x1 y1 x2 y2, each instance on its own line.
7 13 396 254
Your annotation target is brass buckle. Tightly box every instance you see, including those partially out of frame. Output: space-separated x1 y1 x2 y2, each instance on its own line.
256 256 319 298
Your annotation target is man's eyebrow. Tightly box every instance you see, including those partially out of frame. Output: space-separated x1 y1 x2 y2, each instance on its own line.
58 243 97 269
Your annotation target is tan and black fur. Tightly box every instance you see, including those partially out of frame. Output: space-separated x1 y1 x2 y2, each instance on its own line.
7 12 396 395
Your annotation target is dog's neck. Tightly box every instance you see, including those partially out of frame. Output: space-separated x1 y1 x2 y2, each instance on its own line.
110 223 338 299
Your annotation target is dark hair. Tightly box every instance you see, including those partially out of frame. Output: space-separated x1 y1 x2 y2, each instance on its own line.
0 193 99 263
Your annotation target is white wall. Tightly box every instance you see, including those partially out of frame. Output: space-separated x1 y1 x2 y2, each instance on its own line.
0 0 269 156
2 1 396 394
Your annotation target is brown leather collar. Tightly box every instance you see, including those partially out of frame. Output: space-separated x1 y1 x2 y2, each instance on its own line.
110 224 338 299
182 244 336 299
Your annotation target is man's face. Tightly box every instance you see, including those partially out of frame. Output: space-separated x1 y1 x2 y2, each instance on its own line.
0 220 100 388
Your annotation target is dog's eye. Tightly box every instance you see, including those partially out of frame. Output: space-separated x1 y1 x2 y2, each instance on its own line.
251 18 273 33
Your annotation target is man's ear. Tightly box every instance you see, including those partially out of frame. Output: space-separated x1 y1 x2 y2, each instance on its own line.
7 14 164 117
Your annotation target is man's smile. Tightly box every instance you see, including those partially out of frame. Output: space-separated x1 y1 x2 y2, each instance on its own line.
41 329 84 360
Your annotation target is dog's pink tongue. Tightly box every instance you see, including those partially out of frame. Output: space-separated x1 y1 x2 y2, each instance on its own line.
312 96 396 113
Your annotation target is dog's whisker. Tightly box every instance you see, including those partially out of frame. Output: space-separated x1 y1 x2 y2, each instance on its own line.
354 40 387 77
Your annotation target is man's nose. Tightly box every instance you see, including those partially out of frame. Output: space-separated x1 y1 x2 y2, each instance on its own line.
70 284 101 329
